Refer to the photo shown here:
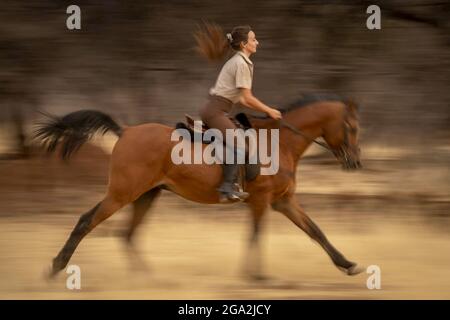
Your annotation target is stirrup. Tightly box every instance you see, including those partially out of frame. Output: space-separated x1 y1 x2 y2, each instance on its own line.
219 189 249 203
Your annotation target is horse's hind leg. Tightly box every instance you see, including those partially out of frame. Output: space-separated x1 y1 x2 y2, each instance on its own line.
243 200 269 280
49 195 125 278
122 187 162 272
125 187 162 244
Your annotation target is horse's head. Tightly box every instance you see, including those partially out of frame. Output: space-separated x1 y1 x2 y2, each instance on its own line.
322 100 362 171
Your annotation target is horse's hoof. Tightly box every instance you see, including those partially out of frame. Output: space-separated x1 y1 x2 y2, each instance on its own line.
242 271 271 282
43 265 58 282
130 261 151 274
250 274 270 282
346 263 365 276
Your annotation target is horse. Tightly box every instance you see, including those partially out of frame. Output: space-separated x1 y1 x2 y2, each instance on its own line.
35 93 363 280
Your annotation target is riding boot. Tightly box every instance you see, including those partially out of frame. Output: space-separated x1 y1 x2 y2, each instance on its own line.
218 163 249 203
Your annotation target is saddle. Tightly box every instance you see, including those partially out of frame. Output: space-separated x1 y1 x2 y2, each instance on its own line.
175 112 252 137
175 113 260 183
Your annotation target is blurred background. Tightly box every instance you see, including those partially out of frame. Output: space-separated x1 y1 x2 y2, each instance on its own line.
0 0 449 299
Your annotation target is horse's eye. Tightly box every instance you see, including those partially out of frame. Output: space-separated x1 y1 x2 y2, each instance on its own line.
346 123 357 134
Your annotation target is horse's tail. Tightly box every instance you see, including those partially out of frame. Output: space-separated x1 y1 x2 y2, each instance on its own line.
34 110 123 160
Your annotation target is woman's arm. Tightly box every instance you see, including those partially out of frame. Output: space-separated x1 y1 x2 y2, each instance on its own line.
239 88 282 119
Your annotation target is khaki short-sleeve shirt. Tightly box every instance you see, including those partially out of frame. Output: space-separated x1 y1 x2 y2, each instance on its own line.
209 51 254 104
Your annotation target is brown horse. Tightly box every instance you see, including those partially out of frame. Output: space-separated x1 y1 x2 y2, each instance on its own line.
35 94 363 280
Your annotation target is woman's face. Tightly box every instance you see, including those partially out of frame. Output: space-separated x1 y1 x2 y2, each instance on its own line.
242 31 259 54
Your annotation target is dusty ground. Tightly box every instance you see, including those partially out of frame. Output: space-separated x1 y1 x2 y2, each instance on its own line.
0 142 449 299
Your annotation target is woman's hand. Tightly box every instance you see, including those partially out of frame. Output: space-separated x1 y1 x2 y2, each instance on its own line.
239 89 283 120
267 108 282 120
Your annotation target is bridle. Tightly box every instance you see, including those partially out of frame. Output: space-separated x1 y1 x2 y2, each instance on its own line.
278 104 356 162
278 119 332 151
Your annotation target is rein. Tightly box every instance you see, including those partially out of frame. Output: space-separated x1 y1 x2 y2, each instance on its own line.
276 104 352 160
247 103 353 157
277 119 332 151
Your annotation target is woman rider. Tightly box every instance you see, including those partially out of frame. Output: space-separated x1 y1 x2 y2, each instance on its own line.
196 24 282 203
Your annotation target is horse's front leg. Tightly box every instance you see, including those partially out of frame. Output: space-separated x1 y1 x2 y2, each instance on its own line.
271 196 363 276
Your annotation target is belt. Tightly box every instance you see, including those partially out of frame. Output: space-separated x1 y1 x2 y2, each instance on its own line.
209 94 233 105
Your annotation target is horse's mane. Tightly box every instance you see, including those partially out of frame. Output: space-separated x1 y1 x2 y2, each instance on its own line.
249 93 351 120
282 93 348 113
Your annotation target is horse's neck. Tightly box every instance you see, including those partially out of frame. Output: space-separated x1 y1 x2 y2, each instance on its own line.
251 106 326 166
280 124 322 166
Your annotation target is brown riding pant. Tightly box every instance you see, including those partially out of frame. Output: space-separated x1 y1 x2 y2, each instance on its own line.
199 95 236 140
199 95 247 161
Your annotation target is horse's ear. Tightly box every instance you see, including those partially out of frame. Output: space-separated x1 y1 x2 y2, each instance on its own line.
346 98 359 115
